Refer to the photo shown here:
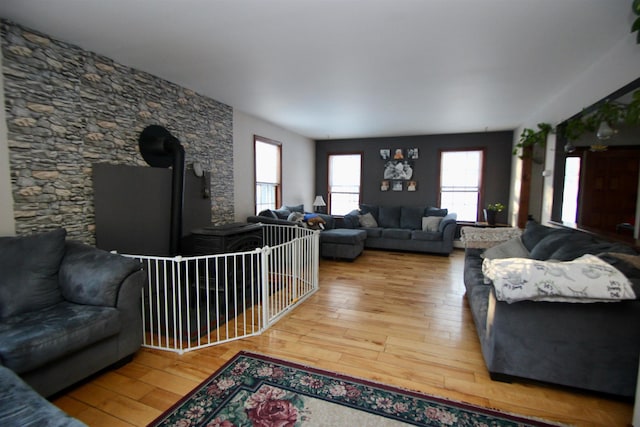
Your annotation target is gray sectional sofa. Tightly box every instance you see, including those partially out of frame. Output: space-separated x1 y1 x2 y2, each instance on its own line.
341 204 458 255
464 220 640 397
0 228 145 425
248 204 458 259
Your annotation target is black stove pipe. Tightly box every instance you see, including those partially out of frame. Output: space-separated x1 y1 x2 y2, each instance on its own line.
138 125 185 256
165 138 185 256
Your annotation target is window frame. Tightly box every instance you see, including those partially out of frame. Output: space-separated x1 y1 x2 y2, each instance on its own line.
327 152 363 216
438 148 486 222
254 135 282 214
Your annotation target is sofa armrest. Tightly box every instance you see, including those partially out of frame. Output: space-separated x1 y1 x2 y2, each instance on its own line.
58 241 143 307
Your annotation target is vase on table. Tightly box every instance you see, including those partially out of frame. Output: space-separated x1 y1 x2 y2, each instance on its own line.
483 209 497 226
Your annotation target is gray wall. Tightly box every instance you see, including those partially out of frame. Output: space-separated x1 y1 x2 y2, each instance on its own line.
316 131 513 220
1 20 233 244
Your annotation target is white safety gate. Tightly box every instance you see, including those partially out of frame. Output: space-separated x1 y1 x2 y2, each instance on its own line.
124 225 320 353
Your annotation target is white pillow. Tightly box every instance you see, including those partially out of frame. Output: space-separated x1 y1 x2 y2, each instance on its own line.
422 216 442 232
481 237 530 259
358 212 378 228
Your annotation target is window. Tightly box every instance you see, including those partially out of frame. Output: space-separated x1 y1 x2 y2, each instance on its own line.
254 136 281 214
439 149 484 222
561 156 581 223
328 153 362 215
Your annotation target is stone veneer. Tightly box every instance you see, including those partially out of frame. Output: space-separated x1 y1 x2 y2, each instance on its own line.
1 20 234 244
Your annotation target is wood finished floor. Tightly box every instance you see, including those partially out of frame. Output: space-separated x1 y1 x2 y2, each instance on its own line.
53 249 633 426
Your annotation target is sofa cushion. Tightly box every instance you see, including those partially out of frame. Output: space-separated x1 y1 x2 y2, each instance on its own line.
359 204 379 222
379 206 401 228
481 237 530 260
0 301 121 373
382 228 411 240
342 211 360 229
529 230 577 260
400 207 423 230
364 227 383 238
425 207 448 217
59 241 141 307
520 220 558 251
422 216 442 232
359 212 378 228
321 229 367 245
0 228 66 319
273 208 291 219
411 230 442 241
258 209 278 219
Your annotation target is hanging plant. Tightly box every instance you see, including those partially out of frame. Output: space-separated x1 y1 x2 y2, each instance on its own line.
559 91 640 142
513 122 554 158
633 0 640 44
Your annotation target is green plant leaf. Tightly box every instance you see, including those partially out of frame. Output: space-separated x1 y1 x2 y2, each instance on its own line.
634 0 640 15
633 16 640 32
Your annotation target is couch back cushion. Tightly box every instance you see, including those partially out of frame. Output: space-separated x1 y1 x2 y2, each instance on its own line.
400 206 423 229
0 228 66 318
378 206 401 228
520 220 557 251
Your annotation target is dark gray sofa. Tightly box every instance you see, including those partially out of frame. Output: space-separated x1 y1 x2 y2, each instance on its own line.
341 205 458 255
0 228 145 400
464 220 640 397
0 364 86 426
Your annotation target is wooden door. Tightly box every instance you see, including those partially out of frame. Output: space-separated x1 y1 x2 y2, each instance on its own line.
579 148 640 233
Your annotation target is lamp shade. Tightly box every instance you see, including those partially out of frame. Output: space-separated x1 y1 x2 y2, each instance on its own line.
313 195 326 207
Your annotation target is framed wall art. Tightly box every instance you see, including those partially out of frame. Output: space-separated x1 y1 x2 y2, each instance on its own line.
383 160 413 180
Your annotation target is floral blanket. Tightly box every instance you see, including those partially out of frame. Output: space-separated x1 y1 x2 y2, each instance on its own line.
482 254 636 303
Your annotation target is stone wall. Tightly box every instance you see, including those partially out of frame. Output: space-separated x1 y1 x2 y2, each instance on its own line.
1 20 234 244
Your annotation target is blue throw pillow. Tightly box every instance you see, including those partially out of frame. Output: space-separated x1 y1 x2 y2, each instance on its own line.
425 207 448 217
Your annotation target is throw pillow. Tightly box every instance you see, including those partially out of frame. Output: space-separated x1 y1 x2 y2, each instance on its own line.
359 204 379 223
358 212 378 228
273 208 291 219
422 216 442 232
425 207 448 217
481 237 530 259
283 204 304 213
0 228 66 318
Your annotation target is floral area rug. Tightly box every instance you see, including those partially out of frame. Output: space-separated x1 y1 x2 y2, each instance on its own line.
150 351 560 427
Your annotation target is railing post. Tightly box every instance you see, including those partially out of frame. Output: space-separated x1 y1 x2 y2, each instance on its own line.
260 246 271 328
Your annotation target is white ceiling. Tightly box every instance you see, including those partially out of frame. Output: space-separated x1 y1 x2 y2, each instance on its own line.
0 0 634 140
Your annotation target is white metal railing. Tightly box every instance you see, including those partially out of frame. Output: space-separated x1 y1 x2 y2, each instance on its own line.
124 224 319 354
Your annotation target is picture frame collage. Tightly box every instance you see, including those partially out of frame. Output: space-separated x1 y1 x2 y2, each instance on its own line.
379 148 418 192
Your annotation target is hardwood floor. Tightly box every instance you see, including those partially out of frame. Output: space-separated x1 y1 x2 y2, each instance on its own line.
53 249 633 426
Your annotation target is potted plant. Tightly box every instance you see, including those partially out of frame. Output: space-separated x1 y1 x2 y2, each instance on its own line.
484 202 505 226
513 123 554 160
